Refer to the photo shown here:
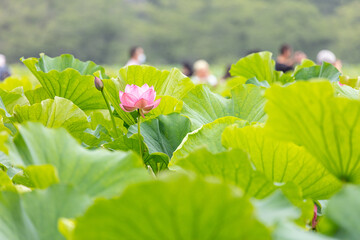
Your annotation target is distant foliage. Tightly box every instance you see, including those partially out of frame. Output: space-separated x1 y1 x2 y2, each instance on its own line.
0 0 359 64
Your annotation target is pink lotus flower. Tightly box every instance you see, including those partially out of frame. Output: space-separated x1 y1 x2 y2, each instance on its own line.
119 84 161 118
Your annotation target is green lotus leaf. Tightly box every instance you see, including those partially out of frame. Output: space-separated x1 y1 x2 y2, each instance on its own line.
24 87 52 105
293 59 316 75
87 110 125 137
222 125 342 199
12 164 59 189
230 51 293 84
294 62 340 82
0 184 92 240
13 97 89 140
144 152 169 174
221 76 247 97
71 174 271 240
265 80 360 183
102 133 144 152
8 123 150 198
273 222 335 240
35 54 106 76
171 148 275 199
333 82 359 100
0 76 33 92
145 95 183 119
0 170 15 191
181 84 266 130
118 65 194 99
128 113 191 158
325 184 360 240
103 134 169 173
21 54 107 110
82 125 113 148
340 75 360 89
171 117 248 162
0 88 29 116
246 77 271 88
102 65 194 126
0 131 8 154
253 191 301 227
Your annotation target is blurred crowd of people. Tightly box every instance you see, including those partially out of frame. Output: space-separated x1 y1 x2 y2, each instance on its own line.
0 44 343 85
124 44 343 87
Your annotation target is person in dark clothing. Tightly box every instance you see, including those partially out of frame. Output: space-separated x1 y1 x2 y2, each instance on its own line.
275 62 294 72
182 62 193 77
0 54 11 81
275 44 306 72
222 65 232 80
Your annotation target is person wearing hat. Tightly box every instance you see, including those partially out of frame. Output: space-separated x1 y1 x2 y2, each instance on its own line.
191 60 218 86
316 50 342 71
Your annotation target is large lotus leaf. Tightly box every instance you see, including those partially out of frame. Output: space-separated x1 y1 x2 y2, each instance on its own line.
118 65 194 100
8 123 150 198
293 59 316 75
0 76 33 92
221 76 247 97
13 97 89 140
0 88 29 116
222 125 342 199
144 152 169 174
102 134 169 174
181 84 266 130
21 54 107 110
340 76 360 89
333 82 359 100
253 191 301 227
42 54 106 75
265 80 360 183
0 184 92 240
171 117 248 162
294 62 340 82
82 110 128 148
273 222 335 240
71 174 271 240
12 164 59 189
128 113 191 158
0 170 15 191
230 51 293 84
87 110 125 137
325 185 360 240
231 83 267 122
0 131 8 154
171 148 275 199
24 87 52 105
145 95 183 119
246 78 271 88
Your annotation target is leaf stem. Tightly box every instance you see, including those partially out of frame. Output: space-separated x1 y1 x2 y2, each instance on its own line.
101 90 119 138
138 110 143 161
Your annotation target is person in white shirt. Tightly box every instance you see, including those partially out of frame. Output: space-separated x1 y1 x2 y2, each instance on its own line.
191 60 218 86
125 46 146 66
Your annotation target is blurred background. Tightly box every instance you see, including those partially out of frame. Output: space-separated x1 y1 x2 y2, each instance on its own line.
0 0 359 70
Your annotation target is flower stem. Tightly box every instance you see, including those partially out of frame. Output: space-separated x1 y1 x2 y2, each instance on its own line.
137 110 143 160
101 90 119 138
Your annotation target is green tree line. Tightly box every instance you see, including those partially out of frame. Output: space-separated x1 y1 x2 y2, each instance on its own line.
0 0 359 65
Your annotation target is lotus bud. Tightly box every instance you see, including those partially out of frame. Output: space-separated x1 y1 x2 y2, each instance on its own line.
94 76 104 91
